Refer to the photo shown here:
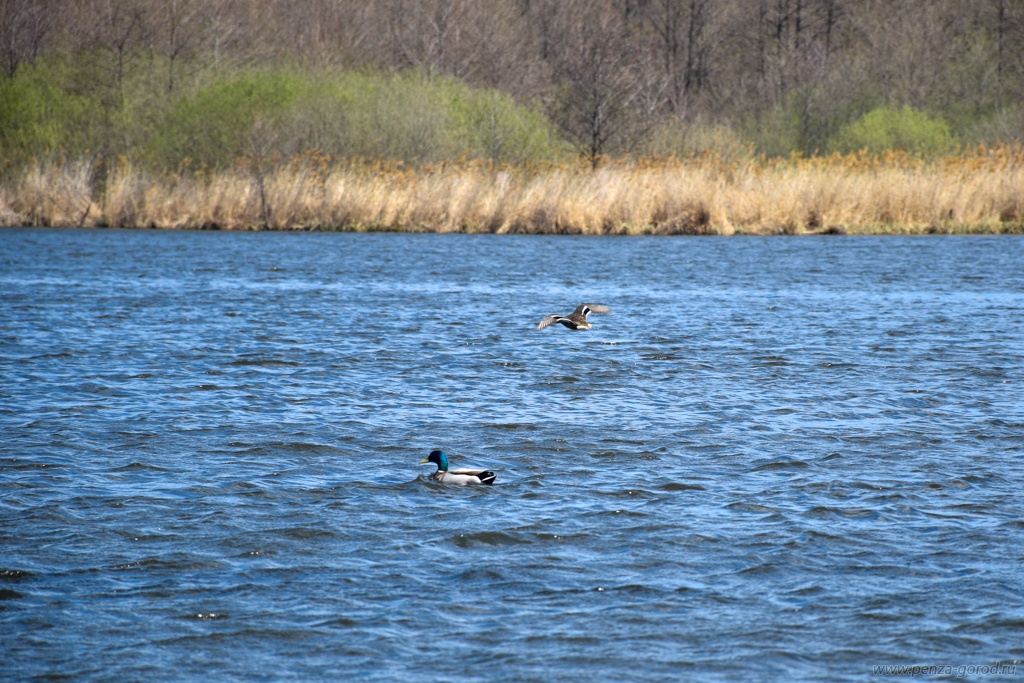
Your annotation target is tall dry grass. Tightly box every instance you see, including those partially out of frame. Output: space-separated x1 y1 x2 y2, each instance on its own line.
4 148 1024 234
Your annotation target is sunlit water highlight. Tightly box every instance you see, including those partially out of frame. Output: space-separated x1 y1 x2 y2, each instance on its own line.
2 229 1023 681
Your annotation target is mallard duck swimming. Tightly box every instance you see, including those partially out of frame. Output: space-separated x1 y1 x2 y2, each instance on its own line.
419 450 496 485
536 303 611 330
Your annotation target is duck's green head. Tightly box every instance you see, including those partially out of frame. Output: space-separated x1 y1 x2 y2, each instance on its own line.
419 450 449 470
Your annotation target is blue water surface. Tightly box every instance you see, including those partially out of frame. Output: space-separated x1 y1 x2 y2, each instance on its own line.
2 229 1023 681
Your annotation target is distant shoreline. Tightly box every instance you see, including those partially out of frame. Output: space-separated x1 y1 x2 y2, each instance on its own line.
7 224 1023 236
4 153 1022 236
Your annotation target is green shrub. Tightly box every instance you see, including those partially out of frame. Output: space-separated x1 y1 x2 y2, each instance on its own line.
448 85 565 164
2 59 565 172
330 70 459 162
0 58 102 174
277 69 564 165
144 69 312 169
828 105 955 156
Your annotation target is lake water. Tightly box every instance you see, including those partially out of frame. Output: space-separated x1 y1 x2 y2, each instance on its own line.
2 228 1023 681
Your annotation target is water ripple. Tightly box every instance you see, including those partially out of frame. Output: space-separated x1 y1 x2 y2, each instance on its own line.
1 230 1023 681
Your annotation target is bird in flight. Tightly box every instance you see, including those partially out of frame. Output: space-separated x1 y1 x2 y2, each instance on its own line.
535 303 611 331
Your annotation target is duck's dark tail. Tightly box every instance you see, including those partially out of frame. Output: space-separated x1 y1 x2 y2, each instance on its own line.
478 470 497 485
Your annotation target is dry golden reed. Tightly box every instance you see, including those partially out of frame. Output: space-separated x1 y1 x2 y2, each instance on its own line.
4 147 1024 234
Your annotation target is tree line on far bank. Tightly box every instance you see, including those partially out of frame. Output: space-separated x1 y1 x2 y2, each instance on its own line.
2 0 1022 175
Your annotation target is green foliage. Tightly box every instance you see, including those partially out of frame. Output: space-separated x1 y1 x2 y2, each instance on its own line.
740 86 870 157
0 58 103 174
1 53 971 172
2 59 564 172
143 69 312 169
9 2 1024 172
828 106 955 156
741 103 804 157
448 85 564 164
327 70 462 162
294 70 562 165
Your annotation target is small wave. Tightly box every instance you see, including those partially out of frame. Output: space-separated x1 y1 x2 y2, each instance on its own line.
727 502 781 514
25 352 74 361
598 583 665 595
268 526 338 541
111 462 170 472
754 355 790 366
274 441 348 455
752 459 811 472
657 482 707 492
111 556 227 572
457 567 506 581
641 353 682 361
594 509 649 518
181 612 230 621
783 583 825 597
856 610 905 622
483 422 539 431
803 505 879 520
228 358 300 367
596 488 659 499
849 480 887 490
450 531 531 547
1 460 65 471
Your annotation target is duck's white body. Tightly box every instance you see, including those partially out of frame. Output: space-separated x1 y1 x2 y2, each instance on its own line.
420 450 496 485
431 468 496 485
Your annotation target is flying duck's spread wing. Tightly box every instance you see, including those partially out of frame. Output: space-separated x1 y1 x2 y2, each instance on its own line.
536 314 561 330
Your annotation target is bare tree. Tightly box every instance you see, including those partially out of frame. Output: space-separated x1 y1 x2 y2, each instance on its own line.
0 0 52 77
986 0 1024 93
205 0 250 72
423 0 461 75
159 0 203 91
82 0 149 110
851 0 959 109
549 2 652 166
9 0 1024 163
642 0 721 117
459 1 550 97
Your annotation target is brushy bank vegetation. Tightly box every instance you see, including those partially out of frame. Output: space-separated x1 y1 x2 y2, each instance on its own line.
6 149 1023 235
0 59 565 174
3 0 1024 233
